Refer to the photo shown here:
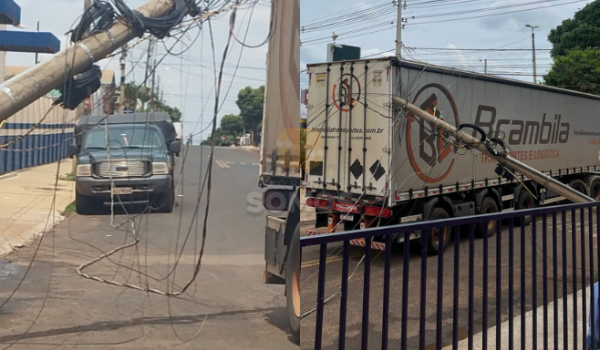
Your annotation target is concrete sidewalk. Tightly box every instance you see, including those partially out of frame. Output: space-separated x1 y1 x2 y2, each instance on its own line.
445 285 593 349
0 159 74 256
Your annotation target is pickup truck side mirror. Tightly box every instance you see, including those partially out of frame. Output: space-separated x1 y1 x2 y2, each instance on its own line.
67 144 80 158
169 141 182 155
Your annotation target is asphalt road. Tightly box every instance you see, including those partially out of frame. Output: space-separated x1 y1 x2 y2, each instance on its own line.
300 212 599 349
0 146 298 350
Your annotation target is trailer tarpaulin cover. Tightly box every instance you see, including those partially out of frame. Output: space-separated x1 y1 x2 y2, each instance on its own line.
259 0 300 186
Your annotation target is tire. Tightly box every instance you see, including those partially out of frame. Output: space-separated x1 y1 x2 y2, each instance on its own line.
285 224 300 344
425 207 452 255
155 188 175 213
591 179 600 201
76 190 97 215
516 190 535 226
476 197 499 237
569 179 587 196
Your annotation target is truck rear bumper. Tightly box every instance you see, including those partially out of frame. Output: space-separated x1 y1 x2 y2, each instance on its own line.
76 175 173 199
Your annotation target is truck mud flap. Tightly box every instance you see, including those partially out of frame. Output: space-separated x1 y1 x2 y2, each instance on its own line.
265 215 288 280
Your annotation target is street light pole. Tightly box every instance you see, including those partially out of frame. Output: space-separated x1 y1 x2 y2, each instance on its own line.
526 24 539 84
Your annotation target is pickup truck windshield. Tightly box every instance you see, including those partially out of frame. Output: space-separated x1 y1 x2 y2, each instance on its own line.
83 126 165 151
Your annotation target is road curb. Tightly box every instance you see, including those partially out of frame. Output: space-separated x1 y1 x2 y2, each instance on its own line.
0 172 17 181
0 212 65 257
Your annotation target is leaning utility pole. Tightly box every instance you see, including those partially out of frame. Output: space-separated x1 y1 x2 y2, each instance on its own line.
393 97 594 204
0 0 173 122
118 44 127 113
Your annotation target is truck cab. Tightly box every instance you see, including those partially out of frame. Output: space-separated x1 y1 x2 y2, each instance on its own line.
68 113 181 214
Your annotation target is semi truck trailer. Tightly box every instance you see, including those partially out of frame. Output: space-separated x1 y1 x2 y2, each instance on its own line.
260 0 300 344
304 57 600 254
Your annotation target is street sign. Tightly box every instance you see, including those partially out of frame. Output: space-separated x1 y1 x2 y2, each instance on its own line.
327 44 361 62
221 135 226 141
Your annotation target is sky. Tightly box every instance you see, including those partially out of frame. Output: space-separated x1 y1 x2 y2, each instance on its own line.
4 0 272 141
300 0 596 118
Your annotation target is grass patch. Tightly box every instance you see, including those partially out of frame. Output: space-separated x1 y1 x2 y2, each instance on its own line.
59 172 76 181
62 201 76 216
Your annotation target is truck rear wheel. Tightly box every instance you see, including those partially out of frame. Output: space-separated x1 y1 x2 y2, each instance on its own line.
591 179 600 201
476 197 498 237
426 207 452 255
569 179 588 196
516 191 535 226
285 224 300 344
76 191 97 215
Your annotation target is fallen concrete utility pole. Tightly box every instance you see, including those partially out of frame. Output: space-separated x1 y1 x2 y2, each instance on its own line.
0 0 173 122
392 96 594 204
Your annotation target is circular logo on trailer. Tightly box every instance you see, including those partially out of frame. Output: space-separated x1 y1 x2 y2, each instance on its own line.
332 74 361 112
406 83 460 183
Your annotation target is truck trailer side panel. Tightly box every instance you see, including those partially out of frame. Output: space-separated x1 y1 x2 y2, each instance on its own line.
306 58 600 206
259 0 300 185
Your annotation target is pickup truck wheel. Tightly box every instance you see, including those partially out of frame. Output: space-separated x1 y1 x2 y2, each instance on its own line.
285 224 300 344
426 207 452 255
155 189 175 213
76 191 96 215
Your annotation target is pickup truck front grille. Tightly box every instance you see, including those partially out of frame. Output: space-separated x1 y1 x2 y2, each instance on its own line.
95 160 148 178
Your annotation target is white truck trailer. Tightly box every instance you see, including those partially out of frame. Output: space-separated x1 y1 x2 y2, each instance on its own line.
260 0 300 343
304 57 600 254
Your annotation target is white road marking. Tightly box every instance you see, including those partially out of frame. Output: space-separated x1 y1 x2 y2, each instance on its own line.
240 163 247 166
252 163 259 166
216 160 230 168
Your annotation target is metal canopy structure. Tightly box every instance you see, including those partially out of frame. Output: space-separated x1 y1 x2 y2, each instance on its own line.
0 31 60 53
0 0 20 26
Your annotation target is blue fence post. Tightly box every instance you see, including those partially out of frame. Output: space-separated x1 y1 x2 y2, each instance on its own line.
42 134 48 165
51 132 56 163
33 134 39 166
25 134 31 168
55 132 60 162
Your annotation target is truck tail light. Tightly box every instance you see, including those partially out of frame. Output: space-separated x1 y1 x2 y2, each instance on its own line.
364 206 392 218
306 198 328 208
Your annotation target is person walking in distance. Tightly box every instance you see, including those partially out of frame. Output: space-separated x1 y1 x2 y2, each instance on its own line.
187 132 193 146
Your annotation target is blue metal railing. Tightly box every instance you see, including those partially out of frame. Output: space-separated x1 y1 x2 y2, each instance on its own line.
301 201 600 349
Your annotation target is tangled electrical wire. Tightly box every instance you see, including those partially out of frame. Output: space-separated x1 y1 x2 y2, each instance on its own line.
113 0 201 39
72 0 201 42
53 65 103 110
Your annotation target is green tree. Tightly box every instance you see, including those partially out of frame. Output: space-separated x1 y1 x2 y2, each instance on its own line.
123 82 151 109
545 48 600 94
147 100 182 122
201 127 224 145
220 114 244 136
236 86 264 133
545 2 600 94
548 1 600 58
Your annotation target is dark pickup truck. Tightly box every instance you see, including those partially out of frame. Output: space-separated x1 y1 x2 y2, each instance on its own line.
68 113 181 215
